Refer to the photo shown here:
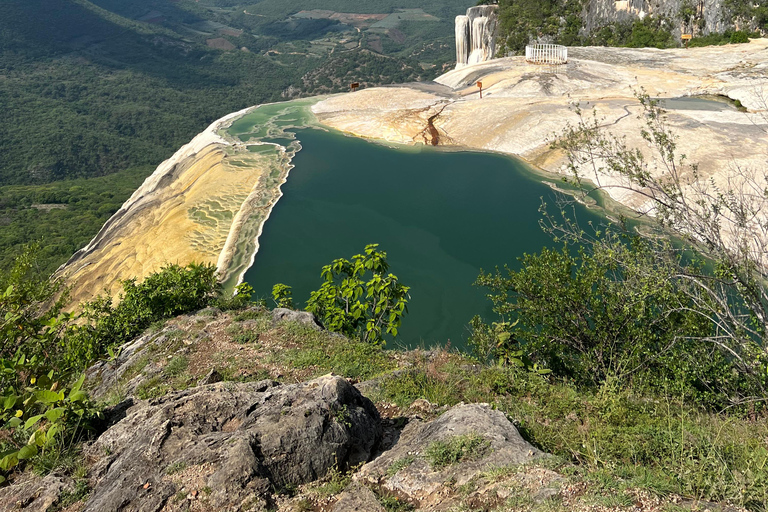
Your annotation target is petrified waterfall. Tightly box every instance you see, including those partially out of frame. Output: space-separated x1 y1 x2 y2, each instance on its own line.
455 5 498 69
455 15 470 65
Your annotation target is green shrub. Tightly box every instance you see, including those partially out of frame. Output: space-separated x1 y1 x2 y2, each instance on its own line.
67 262 220 368
0 245 69 362
0 358 98 483
424 433 491 469
275 244 410 344
729 30 750 43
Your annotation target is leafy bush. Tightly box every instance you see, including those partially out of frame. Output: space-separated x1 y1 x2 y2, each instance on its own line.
0 256 224 480
274 244 410 344
550 93 768 409
473 222 762 408
216 282 255 311
67 262 221 367
0 246 68 362
729 30 750 43
0 356 98 483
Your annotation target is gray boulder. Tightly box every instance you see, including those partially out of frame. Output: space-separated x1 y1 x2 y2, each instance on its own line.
83 375 382 512
357 403 546 509
331 483 385 512
271 308 323 330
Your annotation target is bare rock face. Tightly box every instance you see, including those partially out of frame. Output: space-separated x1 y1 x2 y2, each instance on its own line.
455 5 498 69
271 308 323 330
357 403 546 510
83 375 382 512
582 0 729 37
0 474 74 512
331 483 386 512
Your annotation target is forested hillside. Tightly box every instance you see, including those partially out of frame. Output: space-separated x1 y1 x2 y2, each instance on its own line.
0 0 473 275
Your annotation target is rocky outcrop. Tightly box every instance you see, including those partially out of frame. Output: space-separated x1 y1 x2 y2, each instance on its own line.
271 308 323 330
455 5 498 69
582 0 730 37
331 483 386 512
83 375 382 511
356 403 546 509
0 474 75 512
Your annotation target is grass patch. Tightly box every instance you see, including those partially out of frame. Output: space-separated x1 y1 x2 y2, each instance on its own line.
135 376 170 400
374 488 416 512
165 355 188 377
312 465 351 497
266 323 396 380
165 461 187 475
233 331 260 344
53 463 90 510
233 308 269 322
425 433 491 470
386 456 415 476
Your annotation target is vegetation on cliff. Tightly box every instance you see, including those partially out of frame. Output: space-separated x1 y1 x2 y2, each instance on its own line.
495 0 765 54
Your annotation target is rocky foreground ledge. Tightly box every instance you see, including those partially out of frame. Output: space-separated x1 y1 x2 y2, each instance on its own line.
0 308 748 512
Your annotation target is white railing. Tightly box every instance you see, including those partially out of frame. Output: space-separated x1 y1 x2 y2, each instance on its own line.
525 44 568 65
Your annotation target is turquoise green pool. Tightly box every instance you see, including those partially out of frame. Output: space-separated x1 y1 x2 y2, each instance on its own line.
241 126 604 349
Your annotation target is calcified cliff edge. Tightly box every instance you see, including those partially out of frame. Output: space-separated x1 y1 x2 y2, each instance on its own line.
455 5 498 69
57 100 315 306
58 41 768 306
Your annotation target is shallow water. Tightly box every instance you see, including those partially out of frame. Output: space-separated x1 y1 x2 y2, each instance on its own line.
657 96 737 112
241 127 604 350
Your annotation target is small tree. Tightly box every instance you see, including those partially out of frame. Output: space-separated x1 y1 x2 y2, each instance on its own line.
273 244 410 344
550 92 768 405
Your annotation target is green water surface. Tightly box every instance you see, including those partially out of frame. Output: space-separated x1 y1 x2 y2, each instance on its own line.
242 127 605 349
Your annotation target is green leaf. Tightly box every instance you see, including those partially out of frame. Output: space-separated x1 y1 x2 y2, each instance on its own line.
7 417 21 428
45 407 65 423
0 453 19 471
32 429 46 447
18 444 38 460
35 390 64 404
69 373 86 397
3 395 17 410
24 414 44 430
69 391 87 403
46 424 59 444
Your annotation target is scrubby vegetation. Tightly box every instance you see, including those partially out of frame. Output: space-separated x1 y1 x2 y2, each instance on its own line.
495 0 765 55
0 257 232 480
274 244 410 345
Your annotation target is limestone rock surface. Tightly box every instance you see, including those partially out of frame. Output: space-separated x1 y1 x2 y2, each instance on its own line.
357 403 546 509
0 474 74 512
272 308 323 330
82 375 382 512
313 40 768 229
331 483 386 512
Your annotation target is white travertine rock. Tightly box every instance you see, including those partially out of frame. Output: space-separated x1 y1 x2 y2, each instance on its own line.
455 5 498 69
455 15 470 67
